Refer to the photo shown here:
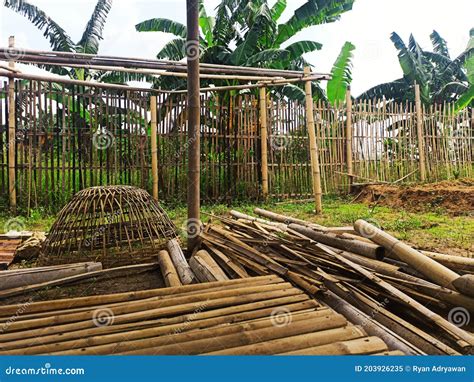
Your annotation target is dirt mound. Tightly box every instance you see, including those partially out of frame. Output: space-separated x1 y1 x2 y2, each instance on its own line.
354 180 474 215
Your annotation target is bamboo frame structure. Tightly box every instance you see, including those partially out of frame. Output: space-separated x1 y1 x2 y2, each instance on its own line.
259 87 269 198
39 186 178 268
150 95 158 200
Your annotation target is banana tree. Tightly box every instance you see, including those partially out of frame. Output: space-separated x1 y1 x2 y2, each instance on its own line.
358 30 473 108
136 0 355 101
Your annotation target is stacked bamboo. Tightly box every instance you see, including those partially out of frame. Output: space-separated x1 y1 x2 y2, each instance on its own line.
197 209 474 355
0 276 389 355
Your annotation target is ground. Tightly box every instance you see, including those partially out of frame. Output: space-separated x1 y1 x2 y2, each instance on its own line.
3 181 472 257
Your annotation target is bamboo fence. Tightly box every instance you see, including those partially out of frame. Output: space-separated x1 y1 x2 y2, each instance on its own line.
0 79 472 210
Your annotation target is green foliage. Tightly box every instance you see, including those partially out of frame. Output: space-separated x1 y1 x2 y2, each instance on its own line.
359 29 474 108
326 41 355 106
136 0 354 99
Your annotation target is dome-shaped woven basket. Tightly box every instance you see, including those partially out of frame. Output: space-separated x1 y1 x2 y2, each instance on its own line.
39 186 177 268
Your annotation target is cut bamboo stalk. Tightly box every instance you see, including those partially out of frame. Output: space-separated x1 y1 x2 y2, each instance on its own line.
189 250 229 282
52 309 330 355
304 67 323 214
206 325 367 355
354 220 469 295
0 288 303 341
328 247 474 347
0 295 311 351
289 223 385 260
415 83 427 181
5 301 320 355
1 282 295 332
0 263 158 300
259 87 269 198
281 336 388 355
166 238 195 284
420 250 474 272
206 245 249 278
157 250 181 287
321 289 421 355
7 36 16 212
150 95 159 200
0 275 279 317
253 208 325 230
120 312 347 355
0 262 102 290
345 88 354 191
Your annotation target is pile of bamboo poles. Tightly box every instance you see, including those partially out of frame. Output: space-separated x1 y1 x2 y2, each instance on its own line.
196 209 474 355
0 276 393 355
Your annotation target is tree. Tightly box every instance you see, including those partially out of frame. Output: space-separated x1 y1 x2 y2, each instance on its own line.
358 30 474 107
135 0 355 100
3 0 113 80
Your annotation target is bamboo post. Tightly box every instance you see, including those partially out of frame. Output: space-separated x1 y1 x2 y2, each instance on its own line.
150 95 159 200
345 88 353 191
8 36 16 213
259 87 269 199
304 67 322 214
414 83 427 181
186 0 201 251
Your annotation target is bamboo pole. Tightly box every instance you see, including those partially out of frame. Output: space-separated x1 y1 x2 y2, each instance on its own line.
281 336 388 355
304 67 322 214
0 47 325 79
166 238 195 284
190 250 229 282
345 88 354 191
150 95 159 200
186 0 201 252
157 250 181 287
120 312 347 355
414 83 427 181
0 275 280 317
5 301 319 354
259 87 269 198
289 223 385 260
7 36 16 213
0 294 307 351
206 326 366 355
354 220 469 294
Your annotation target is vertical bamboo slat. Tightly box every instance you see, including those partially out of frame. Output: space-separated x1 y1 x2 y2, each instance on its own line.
415 83 427 181
150 95 159 201
8 36 16 213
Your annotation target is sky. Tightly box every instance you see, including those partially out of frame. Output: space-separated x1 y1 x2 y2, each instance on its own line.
0 0 473 96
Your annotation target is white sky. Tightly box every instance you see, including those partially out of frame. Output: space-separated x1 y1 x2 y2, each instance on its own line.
0 0 472 96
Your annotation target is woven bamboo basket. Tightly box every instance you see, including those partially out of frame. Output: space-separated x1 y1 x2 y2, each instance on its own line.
39 186 177 268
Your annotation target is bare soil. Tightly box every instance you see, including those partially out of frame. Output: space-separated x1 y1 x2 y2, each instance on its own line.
354 179 474 215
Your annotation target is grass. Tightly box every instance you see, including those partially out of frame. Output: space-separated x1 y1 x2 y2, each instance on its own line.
1 195 472 256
